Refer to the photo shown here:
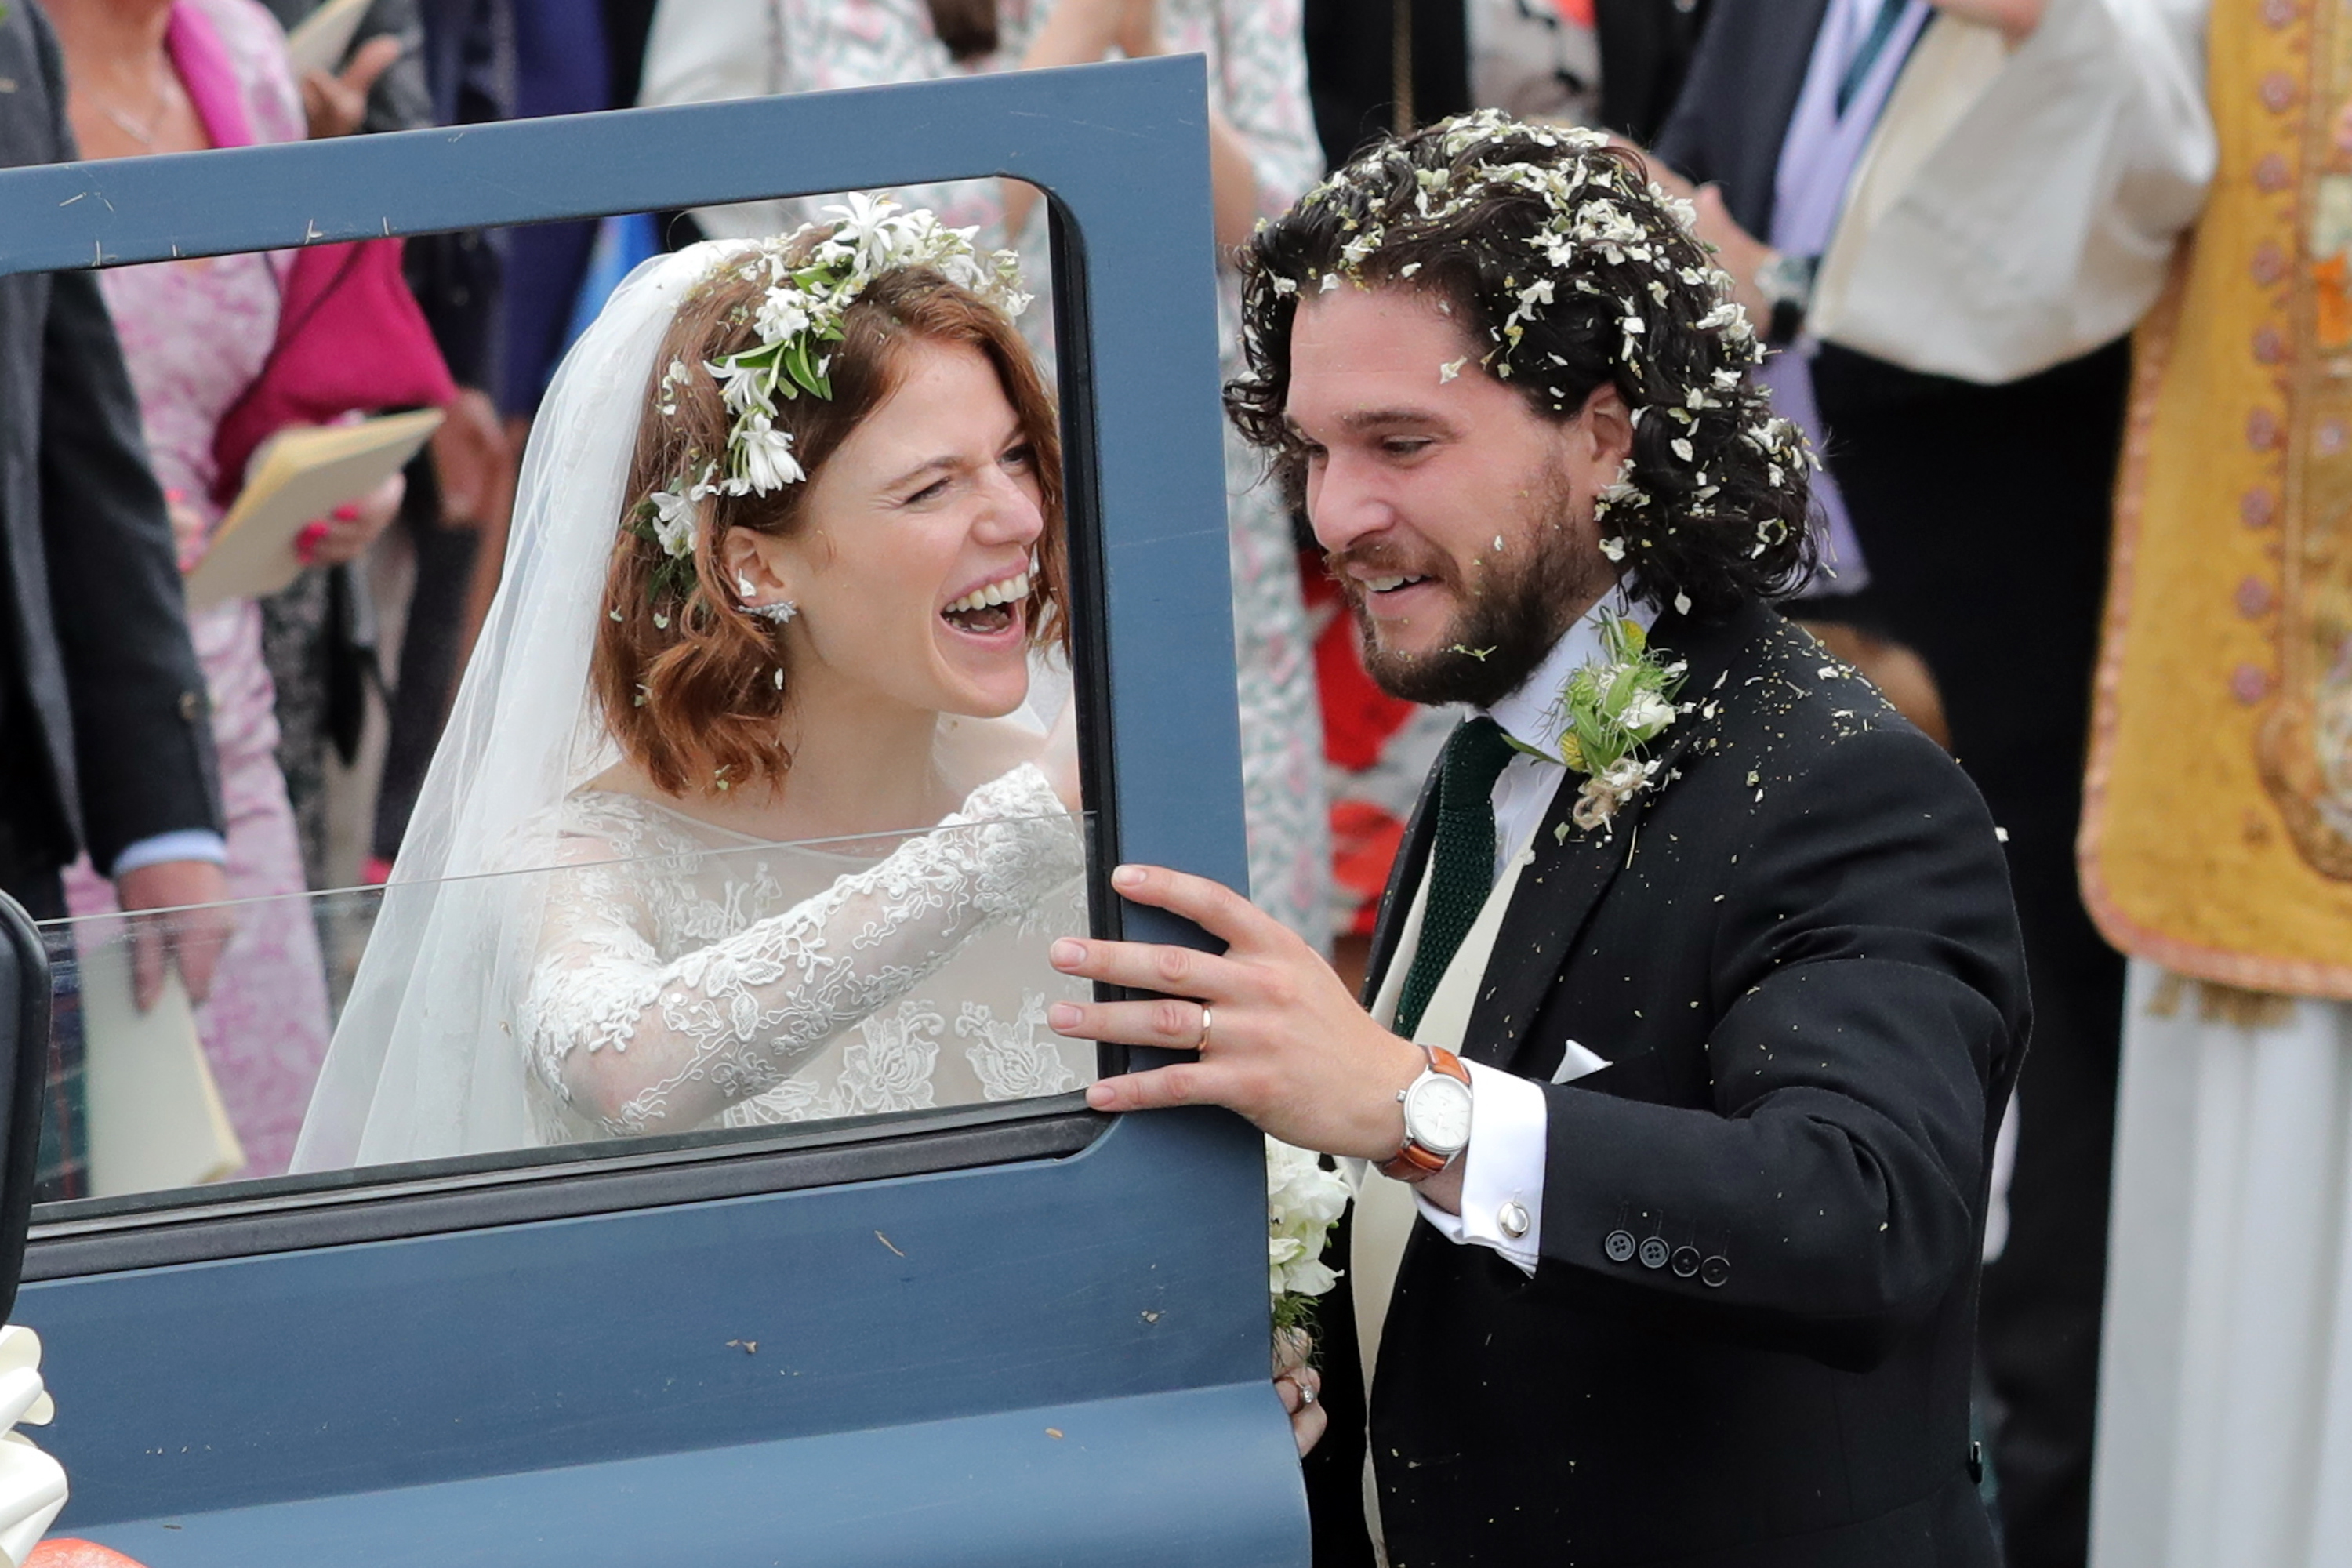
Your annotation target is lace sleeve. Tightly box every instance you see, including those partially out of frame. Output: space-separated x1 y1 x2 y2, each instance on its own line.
520 764 1083 1137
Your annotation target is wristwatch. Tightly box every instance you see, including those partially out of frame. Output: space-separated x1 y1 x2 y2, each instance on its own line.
1755 251 1817 347
1377 1044 1474 1182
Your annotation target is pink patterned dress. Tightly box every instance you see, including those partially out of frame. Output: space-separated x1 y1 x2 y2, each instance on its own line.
64 0 330 1180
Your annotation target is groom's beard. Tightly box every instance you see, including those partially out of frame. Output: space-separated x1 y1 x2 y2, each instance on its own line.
1330 459 1611 711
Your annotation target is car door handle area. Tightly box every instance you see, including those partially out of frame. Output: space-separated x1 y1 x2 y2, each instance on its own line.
69 1381 1308 1567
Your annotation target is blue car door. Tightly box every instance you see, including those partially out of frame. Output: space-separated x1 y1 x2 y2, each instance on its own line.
0 57 1306 1566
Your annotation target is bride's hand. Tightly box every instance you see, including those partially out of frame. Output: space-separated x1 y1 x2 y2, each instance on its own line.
1039 699 1083 814
1274 1325 1326 1457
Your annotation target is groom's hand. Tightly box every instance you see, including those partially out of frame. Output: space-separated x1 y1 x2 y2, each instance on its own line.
1047 863 1424 1161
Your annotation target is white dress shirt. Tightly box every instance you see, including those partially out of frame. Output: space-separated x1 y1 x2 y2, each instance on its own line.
1807 0 2214 384
1410 587 1658 1273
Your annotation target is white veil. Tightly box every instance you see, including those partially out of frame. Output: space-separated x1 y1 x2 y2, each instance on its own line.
292 242 752 1171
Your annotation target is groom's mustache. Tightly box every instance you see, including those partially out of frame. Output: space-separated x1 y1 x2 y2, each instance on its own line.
1322 539 1465 612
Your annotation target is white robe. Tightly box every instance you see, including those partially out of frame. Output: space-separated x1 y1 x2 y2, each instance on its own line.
2090 964 2352 1568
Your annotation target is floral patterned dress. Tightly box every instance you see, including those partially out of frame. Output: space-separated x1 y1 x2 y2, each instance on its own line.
644 0 1334 950
64 0 332 1180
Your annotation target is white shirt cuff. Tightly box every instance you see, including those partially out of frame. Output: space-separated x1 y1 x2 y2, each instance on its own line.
1414 1061 1548 1275
111 829 229 880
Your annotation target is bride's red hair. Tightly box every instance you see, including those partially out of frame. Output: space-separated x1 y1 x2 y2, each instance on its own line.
591 248 1068 798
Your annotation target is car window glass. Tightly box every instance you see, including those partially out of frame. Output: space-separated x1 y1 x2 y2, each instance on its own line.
31 184 1106 1220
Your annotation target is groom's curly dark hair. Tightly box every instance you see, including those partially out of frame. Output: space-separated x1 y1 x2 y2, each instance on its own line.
1225 112 1819 624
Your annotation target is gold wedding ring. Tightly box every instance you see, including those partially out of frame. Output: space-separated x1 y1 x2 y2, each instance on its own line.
1198 1005 1214 1051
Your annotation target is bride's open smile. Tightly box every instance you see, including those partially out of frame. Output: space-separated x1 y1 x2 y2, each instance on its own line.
938 561 1033 642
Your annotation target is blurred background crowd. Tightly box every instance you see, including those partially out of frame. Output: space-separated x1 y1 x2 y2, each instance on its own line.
2 0 2347 1565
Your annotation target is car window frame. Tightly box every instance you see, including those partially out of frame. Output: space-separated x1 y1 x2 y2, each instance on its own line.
1 56 1248 1277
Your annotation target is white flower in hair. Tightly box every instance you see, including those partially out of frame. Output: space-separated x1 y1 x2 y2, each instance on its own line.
822 190 898 260
645 487 697 560
710 358 778 420
739 419 805 492
753 292 812 344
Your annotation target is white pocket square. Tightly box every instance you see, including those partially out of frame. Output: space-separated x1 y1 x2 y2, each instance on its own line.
1552 1040 1611 1085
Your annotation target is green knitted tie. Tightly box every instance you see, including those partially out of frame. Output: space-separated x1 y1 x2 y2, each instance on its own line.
1394 717 1519 1040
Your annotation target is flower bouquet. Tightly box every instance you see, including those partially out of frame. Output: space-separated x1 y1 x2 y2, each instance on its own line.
1266 1136 1352 1338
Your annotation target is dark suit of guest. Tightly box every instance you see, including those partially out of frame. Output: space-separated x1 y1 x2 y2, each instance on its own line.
1309 603 2027 1566
1656 9 2133 1563
0 2 225 1188
1304 0 1707 167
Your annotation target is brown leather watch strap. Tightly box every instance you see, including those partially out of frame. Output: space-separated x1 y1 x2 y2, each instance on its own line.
1377 1044 1471 1182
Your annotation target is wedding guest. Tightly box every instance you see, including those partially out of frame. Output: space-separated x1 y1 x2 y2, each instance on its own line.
252 0 426 902
47 0 408 1178
0 0 228 1203
638 0 1337 954
1049 114 2030 1565
1304 0 1705 168
1653 2 2212 1559
256 0 514 898
2081 13 2352 1564
495 0 612 416
254 0 407 136
1303 0 1469 163
355 0 517 883
640 0 1127 245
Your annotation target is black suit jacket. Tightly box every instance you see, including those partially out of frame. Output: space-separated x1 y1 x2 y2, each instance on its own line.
1306 0 1709 170
1651 0 1828 237
0 1 220 881
1312 602 2027 1566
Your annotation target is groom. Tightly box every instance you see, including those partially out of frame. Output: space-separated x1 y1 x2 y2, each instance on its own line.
1047 114 2028 1566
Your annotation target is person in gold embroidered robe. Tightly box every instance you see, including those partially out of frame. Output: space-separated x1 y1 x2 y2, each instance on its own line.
2083 2 2352 1561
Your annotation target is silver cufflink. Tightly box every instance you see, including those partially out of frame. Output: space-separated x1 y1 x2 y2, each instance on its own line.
1497 1200 1530 1240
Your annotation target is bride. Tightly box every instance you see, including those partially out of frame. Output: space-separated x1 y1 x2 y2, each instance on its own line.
292 202 1091 1170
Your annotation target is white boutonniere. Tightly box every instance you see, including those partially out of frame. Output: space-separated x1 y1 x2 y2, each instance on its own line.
1265 1138 1350 1335
1553 612 1686 833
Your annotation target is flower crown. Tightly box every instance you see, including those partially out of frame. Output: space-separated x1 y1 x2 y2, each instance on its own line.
627 196 1031 601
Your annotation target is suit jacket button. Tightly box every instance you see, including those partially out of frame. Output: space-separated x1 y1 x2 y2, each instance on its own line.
1637 1236 1670 1269
1700 1254 1730 1288
178 689 203 722
1604 1230 1637 1264
1670 1246 1700 1279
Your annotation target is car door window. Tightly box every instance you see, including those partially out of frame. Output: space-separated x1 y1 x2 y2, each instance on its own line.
31 181 1124 1231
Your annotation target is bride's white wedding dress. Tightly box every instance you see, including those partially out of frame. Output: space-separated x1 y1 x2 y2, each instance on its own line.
516 770 1087 1144
291 240 1092 1171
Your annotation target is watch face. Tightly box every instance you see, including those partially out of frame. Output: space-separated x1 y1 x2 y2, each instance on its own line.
1406 1074 1474 1156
